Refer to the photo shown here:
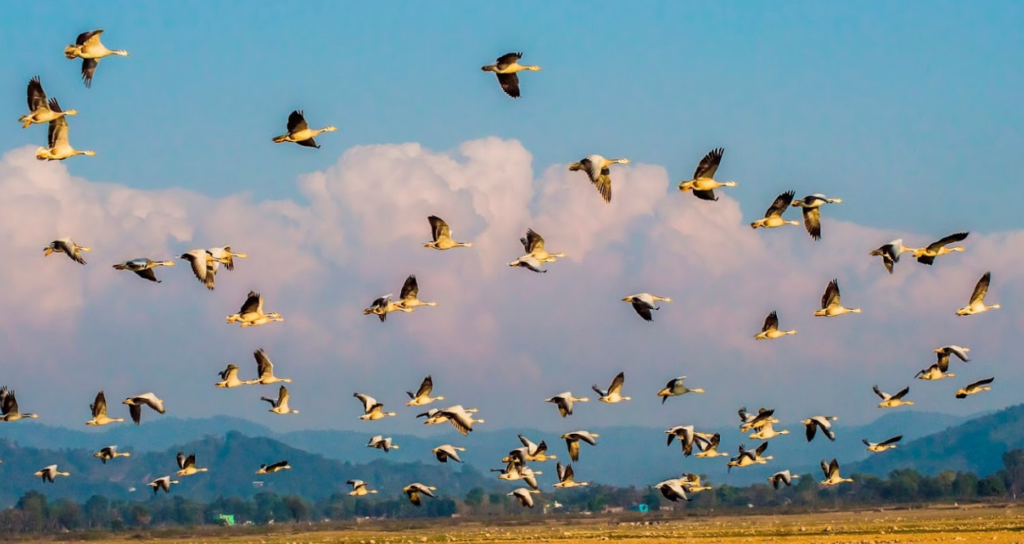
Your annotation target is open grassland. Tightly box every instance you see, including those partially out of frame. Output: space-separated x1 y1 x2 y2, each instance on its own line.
22 504 1024 543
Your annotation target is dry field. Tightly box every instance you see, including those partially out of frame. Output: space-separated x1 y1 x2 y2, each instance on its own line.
29 504 1024 543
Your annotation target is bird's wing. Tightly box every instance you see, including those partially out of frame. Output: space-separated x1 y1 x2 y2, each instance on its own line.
820 460 830 478
891 386 910 400
414 375 433 398
183 252 208 284
278 386 290 405
805 421 818 442
135 267 160 283
27 77 47 111
926 232 969 252
822 279 840 309
970 377 995 389
693 148 723 179
567 439 580 461
754 441 769 456
518 434 536 451
287 110 308 133
355 393 375 412
496 72 521 98
879 435 903 447
295 137 319 149
556 462 567 481
240 292 261 314
428 216 450 241
129 403 142 424
524 229 544 253
593 167 613 203
400 275 419 301
77 30 104 46
829 459 840 478
801 207 822 240
255 349 273 378
177 452 186 469
48 116 69 149
765 191 795 218
970 272 991 304
609 372 625 394
496 52 522 65
631 301 654 322
872 385 886 399
762 311 779 332
81 59 99 88
0 388 17 414
91 391 107 417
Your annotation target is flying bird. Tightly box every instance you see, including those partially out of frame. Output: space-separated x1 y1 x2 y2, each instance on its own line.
355 393 397 420
814 279 861 317
432 444 465 463
272 110 337 148
518 229 565 263
750 191 799 229
657 377 704 403
35 464 70 483
748 421 790 441
93 445 130 464
956 377 995 399
434 405 484 435
914 232 968 265
801 415 838 442
873 385 913 408
553 462 589 488
406 375 444 406
424 216 473 250
820 458 854 486
508 488 539 508
935 345 971 367
593 372 631 403
0 387 39 422
568 155 631 203
44 237 90 265
693 433 729 458
250 349 292 385
654 479 692 502
791 194 842 240
755 311 797 340
863 435 902 453
122 393 165 424
206 246 248 271
677 147 737 201
20 77 78 128
179 249 229 290
666 425 697 456
64 30 129 88
226 291 284 327
256 460 291 474
261 386 299 415
395 275 438 311
508 254 547 273
215 364 250 388
36 115 95 160
561 430 599 462
870 239 914 274
86 391 124 426
347 480 377 496
176 452 209 476
956 272 1000 316
363 294 404 322
148 476 179 494
546 392 590 418
768 470 799 489
481 52 541 98
514 434 557 463
403 483 437 506
366 435 398 452
112 258 175 283
622 293 672 322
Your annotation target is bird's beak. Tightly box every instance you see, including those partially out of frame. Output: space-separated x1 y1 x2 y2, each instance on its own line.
43 248 53 256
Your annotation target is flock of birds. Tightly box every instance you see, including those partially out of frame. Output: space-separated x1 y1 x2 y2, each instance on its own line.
6 35 1003 509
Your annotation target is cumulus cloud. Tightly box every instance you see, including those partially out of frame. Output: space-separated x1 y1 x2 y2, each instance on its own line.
0 139 1020 437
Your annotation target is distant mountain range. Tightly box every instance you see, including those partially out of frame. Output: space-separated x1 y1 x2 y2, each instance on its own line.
0 407 1001 507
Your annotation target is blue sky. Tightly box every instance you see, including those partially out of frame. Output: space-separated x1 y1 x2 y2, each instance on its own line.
0 3 1022 436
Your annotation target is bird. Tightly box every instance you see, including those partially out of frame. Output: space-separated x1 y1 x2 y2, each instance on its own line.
179 249 229 290
863 435 903 453
432 444 465 463
755 311 797 340
112 258 175 283
545 392 590 418
693 433 729 458
508 488 539 508
0 387 38 422
820 458 854 486
406 375 444 406
870 239 914 274
874 385 914 408
34 465 70 483
791 194 843 240
738 407 779 432
748 421 790 440
36 115 95 161
593 372 631 403
768 470 799 489
678 473 712 494
956 377 995 399
751 191 800 229
434 405 484 435
403 483 437 506
148 476 180 494
657 377 705 403
366 435 398 453
666 425 697 455
677 148 737 201
915 362 955 381
86 391 124 426
481 52 541 98
355 393 397 420
515 434 557 463
122 393 166 424
493 462 542 490
176 452 209 476
935 345 971 368
553 462 588 488
256 460 291 474
20 77 78 128
262 386 299 415
206 246 248 271
395 275 437 311
272 110 337 148
423 216 473 250
654 479 692 502
518 229 565 263
801 416 838 442
914 232 969 265
561 430 599 462
215 364 250 388
363 294 405 323
568 155 631 203
814 279 861 317
250 349 292 385
64 30 129 88
728 442 772 471
226 291 284 327
508 254 547 273
622 293 672 322
347 480 377 496
956 272 1000 316
44 237 90 265
93 446 130 464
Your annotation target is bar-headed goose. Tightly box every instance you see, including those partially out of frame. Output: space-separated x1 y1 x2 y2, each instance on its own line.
568 155 631 204
509 254 547 273
546 392 589 418
406 375 444 406
509 488 539 508
748 421 790 441
0 387 39 422
251 349 292 385
768 470 799 489
424 216 473 250
403 483 437 506
915 362 955 381
395 275 437 311
494 462 542 490
517 434 556 462
437 405 484 435
957 272 1000 316
256 460 291 474
553 462 588 488
935 345 971 367
272 110 336 148
179 249 229 290
820 458 853 486
93 445 130 464
64 30 129 88
727 442 771 471
86 391 124 426
791 194 842 240
123 392 165 424
355 393 396 420
914 232 968 265
520 229 564 263
20 77 77 128
561 430 599 462
363 294 403 323
870 239 915 274
622 293 672 322
751 191 799 229
755 311 796 340
112 258 175 283
956 377 995 399
666 425 696 456
694 433 729 458
226 291 284 327
593 372 630 403
678 473 711 494
207 246 247 271
44 237 90 264
654 479 691 502
677 147 737 201
481 52 540 98
801 415 837 442
215 364 250 388
347 479 377 496
814 279 861 317
366 435 398 452
432 444 465 463
738 407 778 432
176 452 209 476
658 376 704 403
149 476 179 494
35 464 70 483
873 385 913 408
863 435 902 453
261 385 299 415
36 114 95 161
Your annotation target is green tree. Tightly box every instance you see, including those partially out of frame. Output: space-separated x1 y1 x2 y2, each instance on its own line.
978 475 1007 497
84 495 110 529
465 487 485 507
16 491 48 533
51 499 82 530
1002 449 1024 498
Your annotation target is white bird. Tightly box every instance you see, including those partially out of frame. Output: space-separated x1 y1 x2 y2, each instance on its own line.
814 279 861 317
755 311 797 340
748 421 790 441
122 393 165 425
666 425 697 456
355 393 397 420
44 237 90 265
863 435 902 453
432 444 465 463
176 452 209 476
86 391 123 426
957 377 995 399
36 115 95 161
481 52 541 99
553 462 589 488
215 364 250 388
93 445 130 464
870 238 914 274
768 470 799 489
250 348 292 385
366 435 398 453
956 272 1000 316
935 345 971 367
261 385 299 415
561 430 599 462
148 476 179 494
593 372 631 403
508 488 539 508
403 483 437 506
179 249 229 290
873 385 913 408
693 433 729 458
35 464 70 483
654 479 692 502
545 392 589 418
406 375 444 406
508 254 547 273
513 434 557 463
347 479 378 496
435 405 485 435
820 458 854 486
801 416 838 442
622 293 672 322
657 377 705 403
64 30 129 88
677 147 737 201
791 194 843 240
568 154 631 203
256 460 291 474
750 191 800 229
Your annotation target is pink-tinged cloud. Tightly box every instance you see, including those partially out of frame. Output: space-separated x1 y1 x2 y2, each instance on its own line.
0 139 1020 436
